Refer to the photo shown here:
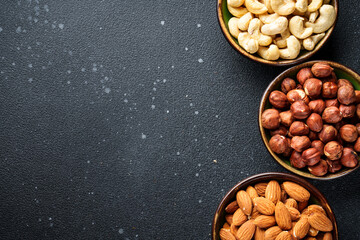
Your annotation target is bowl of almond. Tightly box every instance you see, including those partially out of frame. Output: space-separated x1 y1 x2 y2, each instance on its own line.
212 172 338 240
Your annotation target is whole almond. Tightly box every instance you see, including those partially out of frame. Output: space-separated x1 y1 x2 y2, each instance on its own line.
286 206 300 221
283 182 310 202
225 201 239 214
230 224 239 236
284 198 298 209
265 180 282 204
264 226 282 240
280 189 287 202
292 217 310 239
254 215 276 229
253 197 276 215
220 228 236 240
247 185 259 202
223 222 230 229
323 232 333 240
236 190 253 216
298 200 308 212
255 182 268 197
308 212 333 232
302 205 326 219
232 208 247 226
236 219 256 240
225 214 233 225
275 231 292 240
308 226 319 237
275 201 292 230
254 226 265 240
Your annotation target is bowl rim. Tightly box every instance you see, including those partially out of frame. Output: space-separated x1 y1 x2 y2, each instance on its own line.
216 0 339 66
211 172 339 240
259 60 360 180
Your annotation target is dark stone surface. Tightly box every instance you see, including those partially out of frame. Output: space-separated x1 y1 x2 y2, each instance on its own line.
0 0 359 239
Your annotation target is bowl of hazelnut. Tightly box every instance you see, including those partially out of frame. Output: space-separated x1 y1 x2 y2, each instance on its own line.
217 0 338 66
259 61 360 179
212 172 338 240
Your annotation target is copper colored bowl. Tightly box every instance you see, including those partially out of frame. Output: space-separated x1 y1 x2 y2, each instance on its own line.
259 60 360 179
211 172 338 240
216 0 338 66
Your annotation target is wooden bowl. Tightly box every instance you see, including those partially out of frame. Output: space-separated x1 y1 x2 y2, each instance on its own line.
216 0 338 66
211 172 338 240
259 60 360 179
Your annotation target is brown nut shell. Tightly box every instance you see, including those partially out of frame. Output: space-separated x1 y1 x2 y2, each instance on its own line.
290 136 311 152
338 86 356 105
269 90 289 109
262 109 281 130
306 113 323 132
279 111 294 127
322 106 343 124
269 135 289 154
339 104 356 118
270 126 288 136
325 99 339 108
291 101 311 120
289 121 309 136
308 160 328 176
287 89 308 104
290 151 307 168
324 141 343 161
311 63 333 78
339 124 358 143
318 124 338 143
297 68 314 85
281 78 296 94
322 81 338 98
302 148 321 166
338 79 354 89
308 99 325 114
340 147 359 168
327 159 342 173
304 78 323 99
311 140 325 155
354 137 360 152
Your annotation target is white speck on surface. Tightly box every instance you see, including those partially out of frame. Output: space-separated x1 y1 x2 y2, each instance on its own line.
92 67 97 72
51 24 56 29
166 110 169 113
198 163 201 167
194 139 198 142
44 4 49 12
163 79 167 83
87 160 90 164
124 99 128 103
195 111 199 115
0 27 3 32
34 18 38 23
213 160 218 163
67 81 71 84
28 78 33 83
141 133 146 139
160 21 165 25
28 64 33 68
12 63 16 66
16 26 22 33
198 58 204 63
118 229 124 234
185 47 188 51
44 19 49 24
104 88 111 94
81 68 86 72
153 87 156 91
67 70 71 74
171 65 174 69
68 50 73 56
50 223 54 227
215 115 219 118
151 105 155 109
190 103 193 107
195 173 199 177
176 152 180 156
58 23 64 29
199 200 202 203
49 217 52 221
197 23 201 28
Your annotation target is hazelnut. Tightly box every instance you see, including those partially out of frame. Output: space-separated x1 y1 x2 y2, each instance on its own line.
308 131 318 141
281 78 297 94
291 136 311 152
355 90 360 103
308 99 325 114
322 106 343 124
354 137 360 152
321 71 337 83
302 148 321 166
291 101 311 120
304 78 322 99
262 109 281 130
338 86 356 105
269 135 289 154
283 138 293 157
339 104 356 118
339 124 358 142
319 124 337 143
311 63 333 78
306 113 323 132
327 160 342 173
340 147 359 168
269 90 289 109
296 84 304 90
279 110 294 127
290 151 307 168
270 126 288 136
324 141 343 161
357 123 360 135
357 104 360 118
325 99 339 108
308 160 328 176
289 121 309 136
297 68 314 85
287 89 309 104
311 140 324 155
322 82 338 98
337 79 354 89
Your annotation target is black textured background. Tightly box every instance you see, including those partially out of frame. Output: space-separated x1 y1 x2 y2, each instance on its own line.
0 0 360 239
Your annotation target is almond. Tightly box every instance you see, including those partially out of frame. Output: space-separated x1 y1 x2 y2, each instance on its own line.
298 200 308 212
232 208 247 226
275 231 292 240
230 224 239 236
292 217 310 239
236 190 253 216
264 226 282 240
284 198 298 209
266 180 282 204
223 222 230 229
220 228 236 240
323 232 333 240
255 182 268 197
275 201 292 230
308 212 333 232
305 238 317 240
247 185 259 202
236 219 256 240
254 226 265 240
253 197 276 215
251 208 262 220
286 206 300 221
225 214 233 225
281 189 287 203
225 200 239 214
308 226 319 237
283 182 310 202
254 215 276 229
302 204 326 217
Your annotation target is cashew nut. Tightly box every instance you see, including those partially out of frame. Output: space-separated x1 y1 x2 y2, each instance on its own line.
289 16 313 39
228 17 241 38
245 0 268 14
258 44 280 60
238 12 254 31
258 13 280 24
305 4 336 33
261 16 288 35
295 0 308 13
228 3 249 17
228 0 245 7
279 35 301 59
274 28 290 48
271 0 296 16
306 10 319 22
248 18 273 46
238 32 259 53
307 0 323 12
303 32 325 50
264 0 275 13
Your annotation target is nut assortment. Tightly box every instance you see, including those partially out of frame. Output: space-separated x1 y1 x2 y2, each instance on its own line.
262 62 360 177
226 0 336 60
219 180 334 240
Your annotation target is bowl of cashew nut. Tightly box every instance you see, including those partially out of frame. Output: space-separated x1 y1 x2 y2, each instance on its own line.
217 0 338 66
